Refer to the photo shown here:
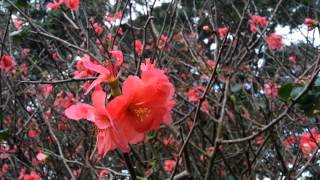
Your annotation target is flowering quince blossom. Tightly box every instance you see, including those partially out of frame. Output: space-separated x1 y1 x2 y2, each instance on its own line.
0 54 16 74
266 33 284 49
47 0 63 10
249 15 268 32
134 40 143 55
288 55 297 64
82 51 123 94
218 27 229 37
54 91 76 109
36 152 47 161
37 84 53 98
73 54 95 79
22 171 41 180
299 128 320 158
164 160 176 173
64 0 80 11
65 86 130 156
186 86 205 102
93 23 104 36
65 59 175 156
304 18 317 31
157 35 169 49
263 82 279 97
108 59 175 133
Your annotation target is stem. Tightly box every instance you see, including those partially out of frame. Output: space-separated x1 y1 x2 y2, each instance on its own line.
123 153 137 180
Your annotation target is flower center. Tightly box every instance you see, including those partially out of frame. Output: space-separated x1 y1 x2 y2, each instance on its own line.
133 107 151 121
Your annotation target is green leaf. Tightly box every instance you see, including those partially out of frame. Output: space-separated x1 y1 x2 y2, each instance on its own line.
15 0 30 8
278 83 293 100
0 129 9 142
315 77 320 86
290 86 304 98
230 84 242 93
10 29 30 43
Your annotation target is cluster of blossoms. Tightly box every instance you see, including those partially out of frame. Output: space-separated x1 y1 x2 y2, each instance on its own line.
47 0 79 11
0 55 16 74
249 15 268 32
65 52 175 156
299 129 320 158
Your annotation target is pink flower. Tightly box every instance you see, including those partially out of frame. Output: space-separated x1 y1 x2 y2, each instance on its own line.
304 18 316 31
0 55 16 74
93 23 104 36
157 35 169 49
288 55 297 64
23 171 40 180
164 160 176 173
37 84 53 98
107 59 175 135
266 33 284 49
64 0 79 11
73 54 95 79
186 86 204 102
47 0 63 10
134 40 143 55
299 129 320 158
82 51 123 94
36 152 47 161
249 15 268 32
54 91 76 109
263 82 279 97
65 86 129 156
201 100 209 114
206 60 216 68
218 27 229 37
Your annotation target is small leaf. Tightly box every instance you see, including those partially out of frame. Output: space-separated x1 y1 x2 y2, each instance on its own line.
15 0 29 8
315 77 320 87
230 84 242 93
278 83 293 100
0 129 9 142
290 86 304 98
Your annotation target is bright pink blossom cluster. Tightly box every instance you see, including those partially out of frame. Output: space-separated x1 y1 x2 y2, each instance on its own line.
65 53 175 156
47 0 79 11
249 15 268 32
299 128 320 158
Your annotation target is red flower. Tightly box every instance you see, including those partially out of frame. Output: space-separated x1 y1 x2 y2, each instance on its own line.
23 171 40 180
164 160 176 173
0 55 16 74
93 23 104 36
65 86 129 156
108 59 175 134
304 18 316 31
157 35 169 49
73 54 95 79
299 129 320 158
64 0 79 11
218 27 229 37
134 40 143 55
54 91 76 109
47 0 63 10
266 33 284 49
82 51 123 94
288 55 297 64
263 82 279 97
249 15 268 32
201 100 209 114
37 84 53 98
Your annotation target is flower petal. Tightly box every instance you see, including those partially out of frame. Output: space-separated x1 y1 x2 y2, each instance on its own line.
64 103 93 120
